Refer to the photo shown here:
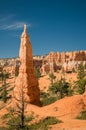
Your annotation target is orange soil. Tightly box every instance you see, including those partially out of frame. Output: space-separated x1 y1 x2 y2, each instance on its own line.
0 73 86 130
26 94 86 130
39 72 77 91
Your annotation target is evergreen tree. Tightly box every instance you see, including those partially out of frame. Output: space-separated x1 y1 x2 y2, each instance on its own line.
35 68 41 79
49 73 56 85
49 78 70 98
2 77 7 103
77 62 85 80
84 63 86 70
76 62 86 94
75 78 86 94
0 66 4 85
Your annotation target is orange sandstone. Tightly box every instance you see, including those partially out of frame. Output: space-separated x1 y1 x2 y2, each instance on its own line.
13 24 40 106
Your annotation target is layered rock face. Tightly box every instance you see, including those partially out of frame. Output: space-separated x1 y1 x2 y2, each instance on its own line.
41 51 86 74
45 51 86 63
13 25 40 106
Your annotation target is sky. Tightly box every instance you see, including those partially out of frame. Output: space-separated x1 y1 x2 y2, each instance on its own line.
0 0 86 58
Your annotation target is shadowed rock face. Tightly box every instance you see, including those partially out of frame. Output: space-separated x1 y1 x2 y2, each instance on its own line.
13 24 40 106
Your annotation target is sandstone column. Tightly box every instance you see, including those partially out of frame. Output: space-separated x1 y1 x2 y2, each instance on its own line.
13 24 40 106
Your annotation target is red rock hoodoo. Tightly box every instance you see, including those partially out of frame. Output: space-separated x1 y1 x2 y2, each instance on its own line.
13 24 40 106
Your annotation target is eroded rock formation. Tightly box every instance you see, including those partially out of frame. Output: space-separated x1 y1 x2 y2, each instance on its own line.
13 24 40 106
41 51 86 74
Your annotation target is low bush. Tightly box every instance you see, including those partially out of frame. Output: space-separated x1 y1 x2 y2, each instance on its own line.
2 113 12 119
0 127 7 130
29 116 62 130
0 115 62 130
41 96 57 106
77 111 86 120
40 91 50 98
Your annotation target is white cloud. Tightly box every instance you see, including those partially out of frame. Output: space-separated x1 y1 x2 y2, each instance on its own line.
0 22 31 30
0 15 31 30
0 14 15 22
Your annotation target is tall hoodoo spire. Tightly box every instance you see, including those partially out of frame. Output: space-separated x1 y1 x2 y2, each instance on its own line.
21 24 30 39
24 24 27 33
19 23 31 63
13 24 40 106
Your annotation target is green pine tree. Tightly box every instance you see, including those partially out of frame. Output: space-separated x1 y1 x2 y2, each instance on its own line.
76 62 86 94
77 62 85 80
49 73 56 85
35 68 41 79
2 77 7 103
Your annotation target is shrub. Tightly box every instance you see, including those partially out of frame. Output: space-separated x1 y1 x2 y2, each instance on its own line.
7 114 34 130
2 113 12 119
24 115 34 122
41 96 57 106
0 115 62 130
75 78 86 94
77 111 86 120
0 127 7 130
49 73 56 85
40 91 50 98
29 116 62 130
49 78 70 98
77 62 85 80
7 116 21 129
35 68 41 79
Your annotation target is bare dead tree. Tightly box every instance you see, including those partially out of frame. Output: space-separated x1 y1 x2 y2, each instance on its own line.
11 77 27 129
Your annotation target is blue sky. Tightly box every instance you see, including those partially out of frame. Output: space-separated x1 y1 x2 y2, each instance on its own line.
0 0 86 58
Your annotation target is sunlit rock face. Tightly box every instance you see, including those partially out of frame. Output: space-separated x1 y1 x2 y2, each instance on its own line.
13 24 40 106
